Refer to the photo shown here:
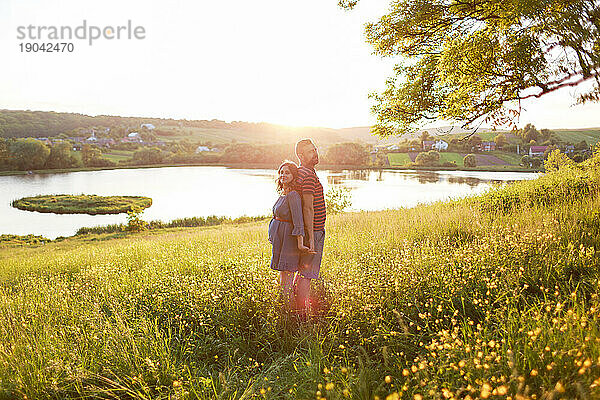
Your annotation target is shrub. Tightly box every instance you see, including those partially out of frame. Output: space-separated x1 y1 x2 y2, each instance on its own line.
415 150 441 166
325 186 352 214
521 155 532 167
126 206 147 232
545 149 575 172
463 154 477 167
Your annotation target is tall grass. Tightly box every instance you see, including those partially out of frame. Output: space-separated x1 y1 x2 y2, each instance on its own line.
1 156 600 398
76 215 269 235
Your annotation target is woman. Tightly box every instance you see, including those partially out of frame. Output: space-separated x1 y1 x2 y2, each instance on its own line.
268 161 310 308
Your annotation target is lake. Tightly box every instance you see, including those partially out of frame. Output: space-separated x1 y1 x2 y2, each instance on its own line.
0 166 539 239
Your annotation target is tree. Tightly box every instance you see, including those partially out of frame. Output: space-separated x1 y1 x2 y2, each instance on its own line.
45 142 81 169
325 143 369 165
81 144 116 167
521 155 532 168
419 131 432 144
468 134 482 151
494 134 507 149
0 138 9 170
463 154 477 168
544 149 575 172
132 147 164 165
340 0 600 136
81 144 102 166
9 138 50 170
530 157 543 169
415 150 441 166
519 124 540 143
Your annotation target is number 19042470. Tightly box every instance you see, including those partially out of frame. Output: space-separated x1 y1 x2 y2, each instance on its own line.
19 42 74 52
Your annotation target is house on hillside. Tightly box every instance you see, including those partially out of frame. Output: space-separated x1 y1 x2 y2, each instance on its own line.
529 145 549 157
432 140 449 151
422 140 435 151
479 141 496 152
195 145 211 153
387 144 400 151
140 123 155 130
96 138 115 147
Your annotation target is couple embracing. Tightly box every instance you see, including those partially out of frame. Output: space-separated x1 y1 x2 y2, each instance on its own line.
268 139 326 319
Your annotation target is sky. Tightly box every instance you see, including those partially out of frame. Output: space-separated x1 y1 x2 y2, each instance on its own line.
1 0 599 130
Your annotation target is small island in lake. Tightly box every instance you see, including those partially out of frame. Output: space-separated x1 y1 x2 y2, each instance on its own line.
11 194 152 215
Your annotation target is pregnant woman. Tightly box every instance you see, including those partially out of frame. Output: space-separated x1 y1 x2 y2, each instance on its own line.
269 161 311 309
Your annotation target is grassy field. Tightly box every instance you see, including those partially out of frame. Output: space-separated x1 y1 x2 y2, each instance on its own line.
387 153 412 166
104 150 134 163
1 155 600 398
439 152 465 165
11 194 152 215
554 129 600 145
388 152 522 168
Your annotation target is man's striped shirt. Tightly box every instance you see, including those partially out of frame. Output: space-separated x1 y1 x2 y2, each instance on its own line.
297 166 326 231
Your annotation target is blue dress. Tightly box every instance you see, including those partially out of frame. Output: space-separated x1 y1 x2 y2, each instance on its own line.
268 190 304 272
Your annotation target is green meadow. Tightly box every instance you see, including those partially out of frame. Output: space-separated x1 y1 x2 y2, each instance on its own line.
1 154 600 399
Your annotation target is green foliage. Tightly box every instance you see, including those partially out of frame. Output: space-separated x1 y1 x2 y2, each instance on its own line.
8 138 50 170
132 147 164 165
11 194 152 215
324 142 369 165
77 215 268 235
44 142 81 169
357 0 600 135
530 157 543 169
494 133 507 149
126 206 147 232
0 139 9 170
325 186 352 214
415 150 440 166
481 157 600 212
545 149 576 172
81 144 116 168
0 234 50 246
463 153 477 167
220 143 295 164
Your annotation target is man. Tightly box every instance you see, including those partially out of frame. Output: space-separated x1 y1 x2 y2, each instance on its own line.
294 138 326 317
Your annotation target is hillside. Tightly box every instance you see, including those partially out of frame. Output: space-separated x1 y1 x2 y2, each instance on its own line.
0 109 392 145
1 153 600 398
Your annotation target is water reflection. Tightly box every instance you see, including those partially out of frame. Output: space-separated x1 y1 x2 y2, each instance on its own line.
0 167 538 239
447 176 481 187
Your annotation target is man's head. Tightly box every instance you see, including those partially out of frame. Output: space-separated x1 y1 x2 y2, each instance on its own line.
295 139 319 167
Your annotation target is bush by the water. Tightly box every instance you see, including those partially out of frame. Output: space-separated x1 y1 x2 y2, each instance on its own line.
463 153 477 167
11 194 152 215
2 152 600 399
0 234 50 246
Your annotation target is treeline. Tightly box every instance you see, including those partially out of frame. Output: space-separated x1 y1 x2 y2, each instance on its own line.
125 142 371 167
0 138 116 171
0 138 374 172
0 109 347 140
0 110 173 138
